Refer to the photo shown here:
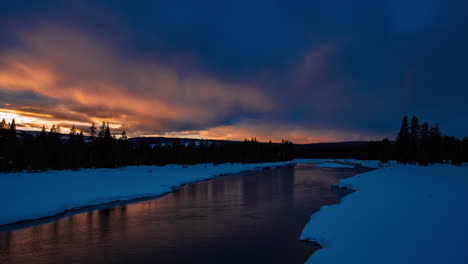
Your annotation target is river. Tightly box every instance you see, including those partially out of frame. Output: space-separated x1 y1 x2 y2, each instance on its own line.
0 163 370 264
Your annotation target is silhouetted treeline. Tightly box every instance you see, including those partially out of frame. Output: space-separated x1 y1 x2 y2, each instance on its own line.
294 141 367 159
295 115 467 165
0 120 294 171
357 115 468 165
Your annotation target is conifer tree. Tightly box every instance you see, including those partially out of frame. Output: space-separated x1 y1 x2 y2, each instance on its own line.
120 130 128 141
410 116 420 140
39 126 47 143
396 115 411 162
430 123 441 137
70 125 77 136
0 118 6 130
421 122 430 139
98 122 106 138
9 119 16 132
89 122 97 138
40 125 47 136
397 115 410 143
104 122 112 140
0 118 6 138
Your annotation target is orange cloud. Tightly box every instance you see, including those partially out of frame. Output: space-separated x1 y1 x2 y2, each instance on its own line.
144 120 381 144
0 26 378 143
0 26 273 135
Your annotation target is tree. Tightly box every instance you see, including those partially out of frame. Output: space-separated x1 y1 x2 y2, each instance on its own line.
9 119 16 136
78 131 84 142
69 125 78 136
120 130 128 141
397 115 410 143
410 116 420 140
104 122 112 140
50 125 57 134
0 118 6 139
0 118 6 131
396 115 411 163
421 122 430 139
89 122 97 138
430 123 441 137
39 126 47 143
40 126 47 136
98 122 106 138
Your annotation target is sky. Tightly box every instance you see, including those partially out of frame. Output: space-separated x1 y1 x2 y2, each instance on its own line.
0 0 467 143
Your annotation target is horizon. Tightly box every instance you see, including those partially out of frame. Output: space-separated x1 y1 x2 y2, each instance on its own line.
5 121 375 144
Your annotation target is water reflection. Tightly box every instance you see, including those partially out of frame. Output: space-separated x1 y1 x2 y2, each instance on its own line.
0 164 369 264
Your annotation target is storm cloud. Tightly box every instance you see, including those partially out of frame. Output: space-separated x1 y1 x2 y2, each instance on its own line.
0 0 467 142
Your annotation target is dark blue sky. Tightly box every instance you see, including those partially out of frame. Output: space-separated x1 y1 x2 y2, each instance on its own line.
0 0 467 142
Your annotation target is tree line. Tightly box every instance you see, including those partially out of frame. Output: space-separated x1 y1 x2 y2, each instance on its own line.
0 119 294 171
359 115 468 165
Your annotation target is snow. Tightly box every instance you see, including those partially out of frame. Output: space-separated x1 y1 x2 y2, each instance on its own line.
295 158 395 169
0 161 294 226
300 164 468 264
314 162 354 168
0 158 385 226
6 157 463 264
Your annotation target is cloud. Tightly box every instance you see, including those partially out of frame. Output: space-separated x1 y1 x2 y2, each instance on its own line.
149 118 385 144
0 26 273 135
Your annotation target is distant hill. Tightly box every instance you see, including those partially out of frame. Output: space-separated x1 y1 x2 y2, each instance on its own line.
14 130 241 147
15 129 368 158
127 137 240 148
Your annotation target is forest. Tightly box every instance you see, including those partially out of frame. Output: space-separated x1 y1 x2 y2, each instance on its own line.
358 116 468 165
0 120 294 171
1 115 467 171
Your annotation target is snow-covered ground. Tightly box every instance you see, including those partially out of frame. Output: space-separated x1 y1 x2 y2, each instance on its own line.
0 158 387 226
315 162 354 168
295 158 393 169
0 161 296 226
9 157 463 264
301 163 468 264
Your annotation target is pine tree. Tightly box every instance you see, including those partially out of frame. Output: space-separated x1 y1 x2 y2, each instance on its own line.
39 126 47 142
421 122 430 139
89 122 97 138
397 115 410 143
70 125 77 136
430 123 441 137
104 122 112 140
40 125 47 135
0 118 6 130
120 130 128 141
410 116 420 140
98 122 106 138
9 119 16 138
0 118 6 138
396 115 411 163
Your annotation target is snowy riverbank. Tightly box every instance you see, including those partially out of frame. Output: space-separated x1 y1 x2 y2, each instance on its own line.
0 158 383 226
0 161 299 226
300 163 468 264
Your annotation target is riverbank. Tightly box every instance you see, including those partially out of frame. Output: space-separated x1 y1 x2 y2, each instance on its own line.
0 159 387 227
0 161 299 226
0 162 370 264
301 163 468 264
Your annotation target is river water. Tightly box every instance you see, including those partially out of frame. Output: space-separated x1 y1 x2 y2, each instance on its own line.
0 163 370 264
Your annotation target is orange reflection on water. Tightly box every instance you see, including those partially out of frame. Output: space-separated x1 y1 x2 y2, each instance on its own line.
0 166 366 264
